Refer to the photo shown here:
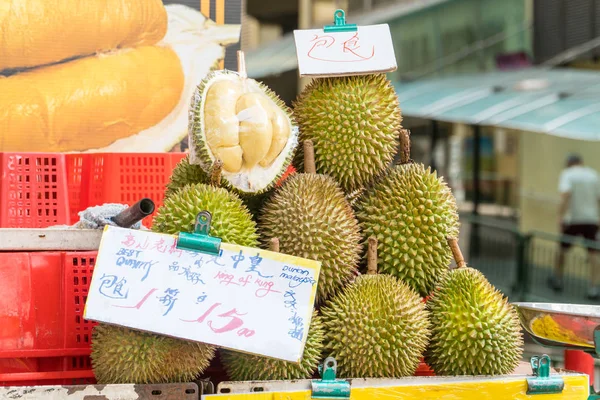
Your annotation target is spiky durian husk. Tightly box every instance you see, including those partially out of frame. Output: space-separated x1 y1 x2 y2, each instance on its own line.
220 311 325 381
355 163 459 297
321 274 430 378
292 74 401 193
165 156 209 198
152 183 259 247
189 69 298 196
259 173 362 303
91 324 215 384
425 267 524 376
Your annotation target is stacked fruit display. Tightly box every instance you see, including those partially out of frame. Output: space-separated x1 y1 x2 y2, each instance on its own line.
90 55 524 384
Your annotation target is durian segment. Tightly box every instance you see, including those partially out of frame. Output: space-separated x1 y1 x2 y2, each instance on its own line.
153 183 259 248
0 0 168 72
321 274 431 378
0 46 184 152
236 93 274 169
293 74 401 193
425 267 524 376
190 70 298 195
356 163 459 297
91 324 215 384
221 311 325 381
259 173 362 303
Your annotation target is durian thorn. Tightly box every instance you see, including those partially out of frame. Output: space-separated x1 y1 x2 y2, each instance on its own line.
210 159 223 187
303 140 317 174
447 237 467 269
237 50 248 80
269 237 280 253
399 128 412 164
367 236 378 275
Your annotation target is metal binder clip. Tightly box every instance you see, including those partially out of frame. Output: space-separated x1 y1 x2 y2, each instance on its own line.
311 357 350 399
323 9 357 33
176 211 221 255
527 354 564 395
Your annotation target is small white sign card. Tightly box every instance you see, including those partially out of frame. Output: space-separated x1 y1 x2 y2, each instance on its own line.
84 225 321 363
293 16 397 77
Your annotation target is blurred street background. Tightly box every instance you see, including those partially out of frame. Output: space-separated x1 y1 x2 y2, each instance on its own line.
239 0 600 380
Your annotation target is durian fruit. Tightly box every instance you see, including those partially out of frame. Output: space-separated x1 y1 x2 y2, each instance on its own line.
425 239 524 376
165 156 209 197
355 129 459 297
259 141 362 302
293 74 401 193
153 182 259 248
92 182 260 384
91 324 215 384
188 54 298 196
320 237 431 378
220 311 325 381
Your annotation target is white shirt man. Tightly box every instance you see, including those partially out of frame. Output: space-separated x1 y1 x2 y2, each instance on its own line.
549 154 600 300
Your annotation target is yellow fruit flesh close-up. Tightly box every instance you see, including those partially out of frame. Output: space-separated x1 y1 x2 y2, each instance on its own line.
0 0 168 71
203 77 291 173
0 46 184 152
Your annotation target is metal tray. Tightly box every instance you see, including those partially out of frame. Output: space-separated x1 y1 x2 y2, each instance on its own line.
512 302 600 350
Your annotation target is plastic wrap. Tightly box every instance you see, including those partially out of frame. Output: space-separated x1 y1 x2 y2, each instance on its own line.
0 0 168 72
0 46 184 152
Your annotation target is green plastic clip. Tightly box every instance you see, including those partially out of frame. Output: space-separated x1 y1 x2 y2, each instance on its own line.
311 357 350 399
526 355 564 395
176 211 221 255
323 9 357 33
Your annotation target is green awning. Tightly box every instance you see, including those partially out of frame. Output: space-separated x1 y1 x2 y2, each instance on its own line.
394 67 600 141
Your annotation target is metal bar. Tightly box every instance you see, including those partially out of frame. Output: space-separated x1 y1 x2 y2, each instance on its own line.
429 120 439 171
112 198 156 228
0 229 102 251
469 124 482 260
472 124 481 216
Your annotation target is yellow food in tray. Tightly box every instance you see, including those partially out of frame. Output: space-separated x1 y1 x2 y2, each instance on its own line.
0 0 168 72
0 45 184 152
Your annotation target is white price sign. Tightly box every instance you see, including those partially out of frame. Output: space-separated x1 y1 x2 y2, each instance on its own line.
293 23 397 77
84 226 321 362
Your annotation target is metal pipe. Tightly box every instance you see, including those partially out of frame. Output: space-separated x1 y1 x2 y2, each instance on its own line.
112 198 156 228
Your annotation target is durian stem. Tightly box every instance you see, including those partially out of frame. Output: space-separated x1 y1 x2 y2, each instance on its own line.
269 237 280 253
367 236 378 275
210 159 223 187
399 129 411 164
237 50 247 80
447 237 466 269
304 140 317 174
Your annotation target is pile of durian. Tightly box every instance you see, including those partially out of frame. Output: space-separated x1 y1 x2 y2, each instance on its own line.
90 60 524 384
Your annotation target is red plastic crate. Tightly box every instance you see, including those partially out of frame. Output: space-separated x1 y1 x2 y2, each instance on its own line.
66 153 186 227
0 251 98 386
0 153 71 228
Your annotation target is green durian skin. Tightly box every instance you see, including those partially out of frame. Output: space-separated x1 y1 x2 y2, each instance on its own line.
321 274 431 378
164 156 269 221
92 183 260 385
91 324 215 384
189 69 298 196
153 183 259 248
425 267 524 376
220 311 325 381
165 155 209 198
293 74 401 193
355 163 459 297
259 173 362 303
